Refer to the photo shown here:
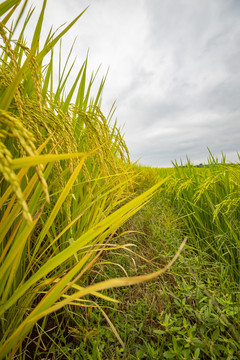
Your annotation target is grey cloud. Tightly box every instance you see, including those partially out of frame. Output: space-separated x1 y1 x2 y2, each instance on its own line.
128 107 240 166
200 82 240 113
27 0 240 167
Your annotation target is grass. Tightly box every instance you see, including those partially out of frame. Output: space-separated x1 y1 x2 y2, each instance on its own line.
0 1 239 359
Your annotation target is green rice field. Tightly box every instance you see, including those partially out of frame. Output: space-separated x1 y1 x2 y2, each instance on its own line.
0 1 239 359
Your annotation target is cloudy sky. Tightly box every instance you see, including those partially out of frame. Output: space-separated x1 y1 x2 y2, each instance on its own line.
15 0 240 166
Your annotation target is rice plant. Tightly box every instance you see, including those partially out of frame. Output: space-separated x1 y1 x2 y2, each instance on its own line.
0 1 186 358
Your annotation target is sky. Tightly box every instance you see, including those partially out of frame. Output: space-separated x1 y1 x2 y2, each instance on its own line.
12 0 240 167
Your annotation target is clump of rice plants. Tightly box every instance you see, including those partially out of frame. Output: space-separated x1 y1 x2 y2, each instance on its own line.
168 151 240 285
0 1 185 359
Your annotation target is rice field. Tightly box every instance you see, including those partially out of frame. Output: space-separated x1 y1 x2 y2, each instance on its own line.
168 155 240 285
134 158 240 288
0 1 239 359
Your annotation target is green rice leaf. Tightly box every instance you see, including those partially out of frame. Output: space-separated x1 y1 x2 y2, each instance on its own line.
36 7 88 65
30 0 47 52
0 41 38 110
11 152 89 169
0 0 20 17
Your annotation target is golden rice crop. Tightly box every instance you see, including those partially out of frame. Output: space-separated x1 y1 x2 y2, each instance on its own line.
0 1 184 358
